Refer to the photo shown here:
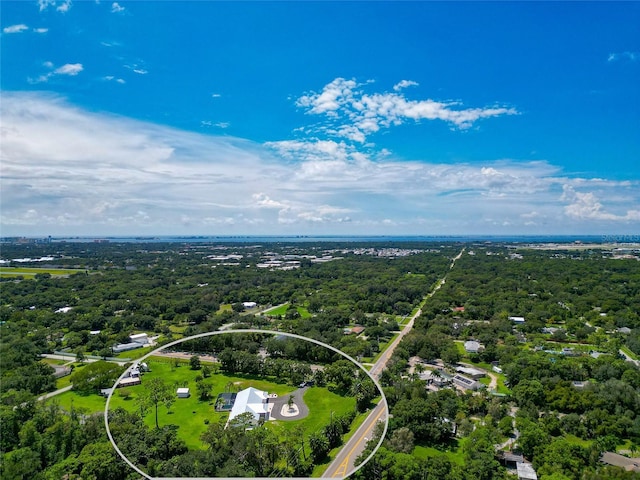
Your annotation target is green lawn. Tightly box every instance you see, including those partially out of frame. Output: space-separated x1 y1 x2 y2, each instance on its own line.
620 345 638 361
216 303 233 314
412 441 465 465
108 358 358 456
55 374 73 389
268 387 356 436
263 303 289 316
109 358 300 449
0 267 86 278
113 345 156 360
48 390 107 414
563 434 592 448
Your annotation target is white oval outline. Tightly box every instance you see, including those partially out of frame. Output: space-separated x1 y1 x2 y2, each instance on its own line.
104 329 389 480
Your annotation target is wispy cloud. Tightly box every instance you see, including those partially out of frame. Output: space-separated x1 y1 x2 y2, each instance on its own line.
124 64 148 74
1 92 637 236
28 62 83 83
38 0 56 11
211 93 222 98
33 27 49 33
104 76 125 84
3 24 29 34
54 63 83 76
111 2 125 13
393 80 419 91
295 78 518 143
607 51 639 62
201 120 230 128
57 0 72 12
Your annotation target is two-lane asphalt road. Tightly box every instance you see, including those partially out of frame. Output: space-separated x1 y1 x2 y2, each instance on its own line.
322 248 465 478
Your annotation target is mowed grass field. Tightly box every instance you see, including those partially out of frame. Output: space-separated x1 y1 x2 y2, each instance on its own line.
107 356 355 451
0 267 86 278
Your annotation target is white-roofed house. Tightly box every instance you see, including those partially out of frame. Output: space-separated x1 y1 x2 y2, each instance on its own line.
227 387 270 427
129 333 149 345
464 340 484 354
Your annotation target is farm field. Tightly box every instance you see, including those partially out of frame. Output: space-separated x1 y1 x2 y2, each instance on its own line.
0 267 86 278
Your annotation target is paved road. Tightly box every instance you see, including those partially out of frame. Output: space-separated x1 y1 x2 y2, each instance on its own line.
37 385 72 401
322 248 465 478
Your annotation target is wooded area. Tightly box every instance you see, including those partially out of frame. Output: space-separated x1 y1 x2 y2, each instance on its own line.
1 240 639 479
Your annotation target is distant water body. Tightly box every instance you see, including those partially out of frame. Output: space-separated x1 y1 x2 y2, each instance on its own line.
47 235 637 244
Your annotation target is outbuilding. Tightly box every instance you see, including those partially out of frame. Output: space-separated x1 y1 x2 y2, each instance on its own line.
177 388 190 398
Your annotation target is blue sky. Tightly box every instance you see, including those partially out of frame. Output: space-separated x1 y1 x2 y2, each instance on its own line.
1 1 639 236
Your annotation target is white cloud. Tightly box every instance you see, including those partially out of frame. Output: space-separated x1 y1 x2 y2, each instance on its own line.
562 185 640 222
111 2 125 13
3 24 29 34
33 27 49 33
201 121 230 128
295 78 518 143
54 63 83 76
133 68 148 74
30 62 83 83
38 0 56 11
103 76 125 84
1 92 638 236
56 0 72 12
393 80 419 91
607 51 639 62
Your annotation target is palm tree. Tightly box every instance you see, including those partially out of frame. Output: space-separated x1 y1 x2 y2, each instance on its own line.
287 394 295 411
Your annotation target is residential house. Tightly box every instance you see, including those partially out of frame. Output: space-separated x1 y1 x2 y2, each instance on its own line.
452 374 481 391
227 387 270 426
463 340 484 354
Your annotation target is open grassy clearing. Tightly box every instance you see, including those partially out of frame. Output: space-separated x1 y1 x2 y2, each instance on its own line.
108 357 358 450
620 345 639 361
263 303 289 316
412 441 465 465
216 303 233 314
55 374 73 389
47 390 107 414
113 345 156 360
0 267 86 278
268 387 356 436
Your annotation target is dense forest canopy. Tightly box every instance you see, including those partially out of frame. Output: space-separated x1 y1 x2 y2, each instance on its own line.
1 240 639 479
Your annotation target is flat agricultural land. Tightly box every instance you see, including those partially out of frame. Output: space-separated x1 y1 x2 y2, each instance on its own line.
0 267 85 278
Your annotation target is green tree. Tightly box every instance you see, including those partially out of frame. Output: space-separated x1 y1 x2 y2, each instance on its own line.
309 431 330 462
387 426 415 454
140 377 174 429
70 361 123 394
189 354 201 370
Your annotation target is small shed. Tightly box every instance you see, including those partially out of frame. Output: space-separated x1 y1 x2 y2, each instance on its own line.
177 387 190 398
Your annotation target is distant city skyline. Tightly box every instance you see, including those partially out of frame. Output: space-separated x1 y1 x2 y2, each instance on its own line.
1 1 639 236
